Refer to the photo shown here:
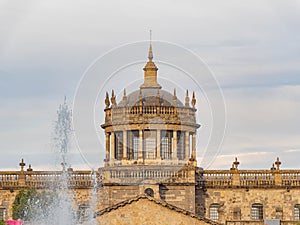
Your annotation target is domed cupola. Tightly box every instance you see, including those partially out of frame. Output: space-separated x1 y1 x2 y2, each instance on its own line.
101 41 200 167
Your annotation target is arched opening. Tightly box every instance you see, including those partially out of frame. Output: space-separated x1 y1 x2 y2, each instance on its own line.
144 188 154 197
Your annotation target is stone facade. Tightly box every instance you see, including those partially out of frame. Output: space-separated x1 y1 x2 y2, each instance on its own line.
95 195 218 225
203 188 300 222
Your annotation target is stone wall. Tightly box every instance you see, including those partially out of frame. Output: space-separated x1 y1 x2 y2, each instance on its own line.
201 188 300 222
160 184 195 213
96 197 214 225
0 190 18 219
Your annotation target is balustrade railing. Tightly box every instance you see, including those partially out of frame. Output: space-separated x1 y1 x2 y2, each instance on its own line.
0 171 95 189
104 105 196 125
1 168 300 189
201 171 232 187
281 171 300 186
100 166 192 184
201 170 300 188
0 173 19 187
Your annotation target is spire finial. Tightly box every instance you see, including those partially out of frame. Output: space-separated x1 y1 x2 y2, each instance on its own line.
123 88 127 106
233 157 240 169
19 158 25 171
275 157 281 170
105 92 110 108
111 90 116 106
148 30 153 61
185 90 190 107
192 91 196 108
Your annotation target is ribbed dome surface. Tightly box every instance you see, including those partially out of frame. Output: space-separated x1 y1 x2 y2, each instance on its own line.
119 88 184 107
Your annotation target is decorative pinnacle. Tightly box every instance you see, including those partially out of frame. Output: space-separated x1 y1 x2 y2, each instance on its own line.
105 92 110 108
275 157 281 170
148 30 153 61
233 157 240 169
191 91 196 108
19 158 25 171
111 90 116 106
27 164 33 172
185 90 190 107
271 163 276 170
123 88 127 106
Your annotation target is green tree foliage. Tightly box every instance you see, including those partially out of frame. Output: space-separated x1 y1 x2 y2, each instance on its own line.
12 188 54 221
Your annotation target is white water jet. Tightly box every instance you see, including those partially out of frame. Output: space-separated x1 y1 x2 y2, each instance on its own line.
26 97 98 225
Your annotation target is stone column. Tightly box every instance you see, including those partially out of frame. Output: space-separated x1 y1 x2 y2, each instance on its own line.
139 130 143 159
172 130 178 160
191 132 196 160
111 131 115 163
185 131 190 160
156 130 161 159
123 131 127 160
105 133 110 166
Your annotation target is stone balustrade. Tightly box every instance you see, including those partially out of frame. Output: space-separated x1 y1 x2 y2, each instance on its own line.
103 105 197 127
99 165 195 185
0 170 97 189
200 169 300 188
226 220 296 225
1 167 300 189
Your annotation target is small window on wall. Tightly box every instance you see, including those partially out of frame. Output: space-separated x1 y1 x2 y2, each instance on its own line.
78 204 92 223
144 188 154 197
294 204 300 221
251 203 263 220
233 207 241 220
0 208 6 221
209 203 220 222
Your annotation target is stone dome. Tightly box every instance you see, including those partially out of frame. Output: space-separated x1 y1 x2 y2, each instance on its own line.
119 88 184 107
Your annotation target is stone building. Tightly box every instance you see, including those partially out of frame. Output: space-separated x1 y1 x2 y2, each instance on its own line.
0 43 299 225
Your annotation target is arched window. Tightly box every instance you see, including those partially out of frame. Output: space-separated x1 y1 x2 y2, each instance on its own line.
144 188 154 197
294 204 300 221
251 203 263 220
209 203 220 222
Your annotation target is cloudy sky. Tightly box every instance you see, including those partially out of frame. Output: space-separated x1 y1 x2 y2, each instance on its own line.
0 0 299 171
